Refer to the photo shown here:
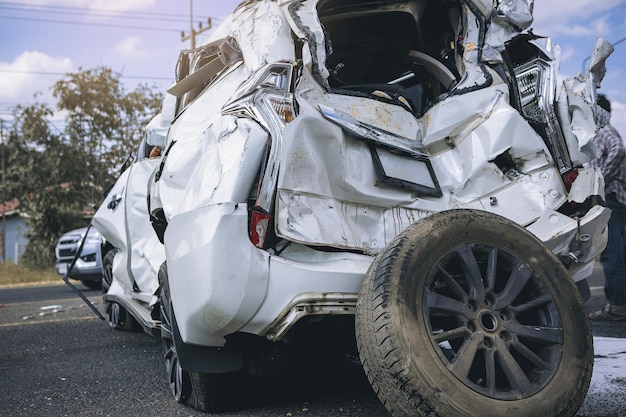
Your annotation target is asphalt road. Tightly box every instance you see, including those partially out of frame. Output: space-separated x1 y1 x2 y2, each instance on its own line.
0 269 625 417
0 282 388 417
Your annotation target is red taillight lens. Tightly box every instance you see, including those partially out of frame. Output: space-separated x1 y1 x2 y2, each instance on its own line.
250 210 272 248
562 169 579 192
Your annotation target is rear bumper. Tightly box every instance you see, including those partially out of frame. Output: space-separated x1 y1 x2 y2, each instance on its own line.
165 202 370 348
527 204 610 282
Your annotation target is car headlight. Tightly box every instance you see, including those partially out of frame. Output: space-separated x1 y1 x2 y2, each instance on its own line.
80 253 97 263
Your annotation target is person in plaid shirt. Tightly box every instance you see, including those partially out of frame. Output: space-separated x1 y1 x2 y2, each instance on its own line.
588 94 626 320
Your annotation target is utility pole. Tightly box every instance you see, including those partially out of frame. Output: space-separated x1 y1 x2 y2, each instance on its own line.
181 0 212 49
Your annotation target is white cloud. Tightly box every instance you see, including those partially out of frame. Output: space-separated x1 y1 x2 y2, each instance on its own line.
533 1 626 38
113 36 157 59
556 45 575 64
27 0 157 13
546 15 613 38
89 0 155 12
533 0 626 25
0 51 74 103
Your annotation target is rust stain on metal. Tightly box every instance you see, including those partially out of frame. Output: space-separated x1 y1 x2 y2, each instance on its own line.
465 42 477 53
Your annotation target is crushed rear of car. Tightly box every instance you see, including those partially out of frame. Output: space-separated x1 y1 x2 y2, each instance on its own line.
92 1 614 416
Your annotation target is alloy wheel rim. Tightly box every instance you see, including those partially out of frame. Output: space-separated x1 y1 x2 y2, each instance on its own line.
423 243 563 400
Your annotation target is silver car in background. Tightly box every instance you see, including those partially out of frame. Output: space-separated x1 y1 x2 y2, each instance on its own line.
55 227 102 289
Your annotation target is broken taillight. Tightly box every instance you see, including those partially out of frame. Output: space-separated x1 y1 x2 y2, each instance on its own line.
562 169 579 192
268 97 295 124
250 210 272 248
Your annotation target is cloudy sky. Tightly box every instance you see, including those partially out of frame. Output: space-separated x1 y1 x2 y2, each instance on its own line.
1 0 626 133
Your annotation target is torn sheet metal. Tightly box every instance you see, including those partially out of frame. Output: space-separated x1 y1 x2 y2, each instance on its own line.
158 116 268 220
122 159 164 297
285 0 530 95
164 202 270 347
557 75 601 164
568 167 605 204
556 38 613 165
144 111 169 148
589 37 615 88
223 1 294 75
526 203 610 282
153 0 610 262
283 0 330 87
168 37 243 100
452 1 495 93
482 0 534 63
276 86 566 253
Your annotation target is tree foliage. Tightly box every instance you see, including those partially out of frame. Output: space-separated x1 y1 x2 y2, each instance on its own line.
2 67 163 267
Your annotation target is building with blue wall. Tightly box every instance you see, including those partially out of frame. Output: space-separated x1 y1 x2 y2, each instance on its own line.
0 199 28 264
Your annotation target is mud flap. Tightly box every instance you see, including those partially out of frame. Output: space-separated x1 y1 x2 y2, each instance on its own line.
171 308 245 374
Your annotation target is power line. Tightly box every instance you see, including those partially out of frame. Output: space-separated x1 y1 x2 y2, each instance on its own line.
0 1 215 22
0 69 173 81
0 7 189 25
0 5 189 23
0 15 183 32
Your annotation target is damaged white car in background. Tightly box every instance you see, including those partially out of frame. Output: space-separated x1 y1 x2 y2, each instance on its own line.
91 0 614 416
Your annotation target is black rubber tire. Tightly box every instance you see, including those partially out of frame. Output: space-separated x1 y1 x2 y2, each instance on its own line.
102 250 140 332
80 279 101 289
355 209 593 417
158 262 247 413
159 263 192 404
104 300 139 331
188 371 247 413
101 250 115 294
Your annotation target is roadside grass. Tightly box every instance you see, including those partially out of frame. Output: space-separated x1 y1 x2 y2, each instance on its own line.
0 262 60 287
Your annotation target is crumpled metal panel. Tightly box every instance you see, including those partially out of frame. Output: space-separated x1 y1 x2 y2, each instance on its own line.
123 159 164 297
144 111 169 148
526 204 610 282
568 168 605 204
217 1 294 76
165 202 270 347
158 115 268 220
482 0 534 63
589 37 615 88
93 158 164 300
557 74 601 165
556 36 613 166
93 169 130 252
283 0 330 87
286 0 534 91
422 88 561 209
276 84 565 253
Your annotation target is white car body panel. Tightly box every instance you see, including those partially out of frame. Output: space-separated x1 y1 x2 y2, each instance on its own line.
93 157 164 306
95 0 613 351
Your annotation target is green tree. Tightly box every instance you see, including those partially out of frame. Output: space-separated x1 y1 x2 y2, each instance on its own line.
3 67 163 267
54 67 163 174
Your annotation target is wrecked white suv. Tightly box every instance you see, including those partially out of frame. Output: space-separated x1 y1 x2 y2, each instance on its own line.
93 1 614 416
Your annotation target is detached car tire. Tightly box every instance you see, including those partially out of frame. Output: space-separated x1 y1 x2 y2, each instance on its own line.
355 209 593 417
